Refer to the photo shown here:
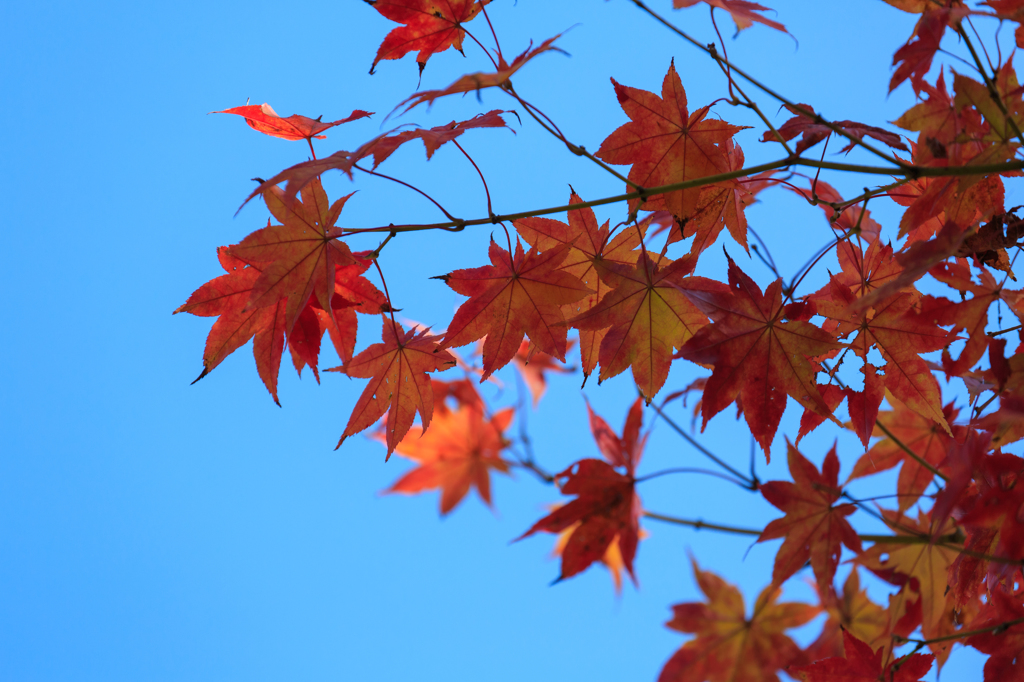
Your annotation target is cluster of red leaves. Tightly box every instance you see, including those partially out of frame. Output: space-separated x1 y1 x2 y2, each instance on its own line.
177 1 1024 680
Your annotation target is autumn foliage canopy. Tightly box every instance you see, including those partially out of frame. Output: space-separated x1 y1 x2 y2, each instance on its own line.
178 1 1024 679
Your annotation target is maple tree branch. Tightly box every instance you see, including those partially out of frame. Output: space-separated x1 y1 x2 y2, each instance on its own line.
935 541 1024 566
340 156 1024 236
832 178 914 211
646 398 757 489
626 0 909 167
643 512 762 536
893 616 1024 646
367 228 397 259
987 323 1022 337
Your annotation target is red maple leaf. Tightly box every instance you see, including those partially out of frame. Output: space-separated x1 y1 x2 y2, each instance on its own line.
919 259 1018 378
660 561 819 682
437 237 591 380
790 630 933 682
889 7 963 93
762 103 908 155
571 250 718 400
964 587 1024 682
517 400 646 582
679 140 767 257
676 255 843 458
758 442 862 596
514 192 650 380
383 403 513 514
596 61 747 222
228 180 358 335
368 0 490 74
335 319 456 457
214 103 371 141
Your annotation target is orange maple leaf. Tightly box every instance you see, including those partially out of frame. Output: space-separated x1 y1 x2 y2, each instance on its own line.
676 255 843 458
335 319 456 457
597 61 747 222
804 568 890 663
758 442 862 597
228 180 358 335
659 561 819 682
848 397 955 511
383 403 513 515
856 511 960 644
437 237 591 380
214 103 371 141
514 191 650 380
368 0 490 74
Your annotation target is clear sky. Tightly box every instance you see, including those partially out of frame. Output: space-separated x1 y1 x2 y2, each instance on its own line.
0 0 1004 679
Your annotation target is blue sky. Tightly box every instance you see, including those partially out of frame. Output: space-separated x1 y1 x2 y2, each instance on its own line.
0 0 1005 679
